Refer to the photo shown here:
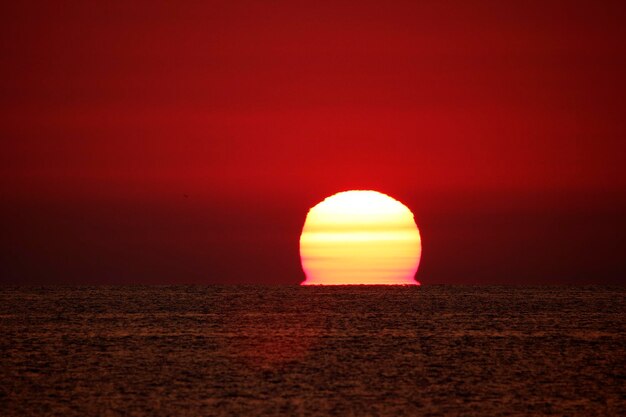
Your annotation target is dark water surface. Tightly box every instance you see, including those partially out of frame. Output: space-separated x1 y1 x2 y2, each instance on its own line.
1 286 624 416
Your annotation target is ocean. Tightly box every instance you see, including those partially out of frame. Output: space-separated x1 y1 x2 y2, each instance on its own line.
1 285 624 416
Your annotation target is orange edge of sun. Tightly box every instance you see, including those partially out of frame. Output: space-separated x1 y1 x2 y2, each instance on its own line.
300 190 422 285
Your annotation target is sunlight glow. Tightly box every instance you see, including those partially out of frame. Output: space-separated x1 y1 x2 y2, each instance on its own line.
300 190 422 285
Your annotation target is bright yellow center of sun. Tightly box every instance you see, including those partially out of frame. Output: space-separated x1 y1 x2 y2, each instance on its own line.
300 190 422 285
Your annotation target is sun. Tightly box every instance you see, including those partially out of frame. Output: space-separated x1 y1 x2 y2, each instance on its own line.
300 190 422 285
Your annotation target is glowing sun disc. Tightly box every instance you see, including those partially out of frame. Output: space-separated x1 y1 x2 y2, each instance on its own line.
300 190 422 285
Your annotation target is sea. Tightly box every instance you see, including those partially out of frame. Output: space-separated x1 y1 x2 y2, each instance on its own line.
1 285 624 416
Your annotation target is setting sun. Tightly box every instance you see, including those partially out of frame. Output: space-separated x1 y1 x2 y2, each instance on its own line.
300 190 422 285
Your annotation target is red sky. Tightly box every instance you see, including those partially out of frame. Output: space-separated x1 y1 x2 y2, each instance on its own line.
1 1 625 284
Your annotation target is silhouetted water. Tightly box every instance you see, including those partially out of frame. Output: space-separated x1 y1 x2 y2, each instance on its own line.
1 286 624 416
